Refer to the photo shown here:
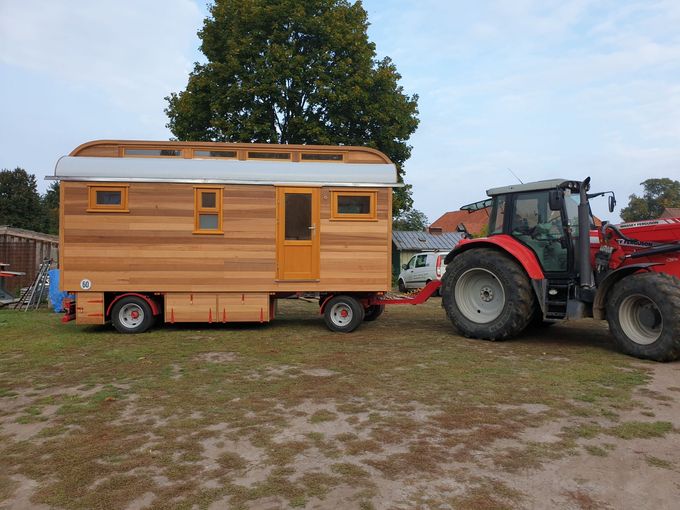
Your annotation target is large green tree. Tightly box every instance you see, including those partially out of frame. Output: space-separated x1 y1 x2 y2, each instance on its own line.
0 168 46 232
42 181 60 235
393 209 428 231
620 178 680 222
166 0 419 216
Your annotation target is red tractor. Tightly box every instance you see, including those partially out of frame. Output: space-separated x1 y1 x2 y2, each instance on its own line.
441 177 680 361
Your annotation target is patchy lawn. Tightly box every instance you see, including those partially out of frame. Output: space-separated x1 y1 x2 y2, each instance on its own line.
0 300 678 509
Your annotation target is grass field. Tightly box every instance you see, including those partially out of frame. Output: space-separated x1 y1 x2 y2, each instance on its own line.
0 300 678 509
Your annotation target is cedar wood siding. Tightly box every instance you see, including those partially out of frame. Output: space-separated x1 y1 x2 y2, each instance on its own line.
60 181 391 294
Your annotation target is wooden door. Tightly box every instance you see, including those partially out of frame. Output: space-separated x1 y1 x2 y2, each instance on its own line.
276 187 320 280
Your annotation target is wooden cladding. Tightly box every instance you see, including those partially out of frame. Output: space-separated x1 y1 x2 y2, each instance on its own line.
75 292 105 325
193 186 223 234
164 292 270 323
87 184 129 213
61 182 391 293
331 190 377 221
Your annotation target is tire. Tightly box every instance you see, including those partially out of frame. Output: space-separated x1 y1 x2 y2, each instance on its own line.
441 248 536 340
364 304 385 322
111 296 155 334
606 272 680 362
398 279 407 293
323 295 365 333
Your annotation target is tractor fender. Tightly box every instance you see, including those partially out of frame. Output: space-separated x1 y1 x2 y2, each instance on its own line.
592 263 661 320
444 236 545 279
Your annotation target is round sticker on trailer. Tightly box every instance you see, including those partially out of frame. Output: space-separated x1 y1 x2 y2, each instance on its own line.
80 279 92 290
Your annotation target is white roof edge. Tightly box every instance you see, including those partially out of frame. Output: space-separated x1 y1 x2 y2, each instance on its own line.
52 156 399 187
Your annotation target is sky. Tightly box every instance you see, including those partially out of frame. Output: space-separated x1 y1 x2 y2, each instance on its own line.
1 0 680 223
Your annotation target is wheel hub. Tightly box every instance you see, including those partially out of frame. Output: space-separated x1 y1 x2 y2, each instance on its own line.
480 286 494 302
329 303 353 327
638 305 661 329
454 268 506 324
618 294 662 345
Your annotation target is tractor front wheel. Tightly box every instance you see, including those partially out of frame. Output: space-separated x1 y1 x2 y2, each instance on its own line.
441 248 536 340
606 272 680 362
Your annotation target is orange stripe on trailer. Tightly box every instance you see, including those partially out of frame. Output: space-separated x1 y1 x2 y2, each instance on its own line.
170 308 175 324
222 308 227 323
208 308 212 324
260 307 264 323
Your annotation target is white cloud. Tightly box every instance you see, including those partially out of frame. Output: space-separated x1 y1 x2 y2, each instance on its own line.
0 0 203 127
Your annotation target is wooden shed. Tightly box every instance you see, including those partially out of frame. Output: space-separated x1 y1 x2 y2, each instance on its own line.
54 140 397 332
0 226 58 295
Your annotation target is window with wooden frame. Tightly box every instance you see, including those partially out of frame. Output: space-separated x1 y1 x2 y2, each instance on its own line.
193 186 223 234
331 190 377 221
87 185 129 213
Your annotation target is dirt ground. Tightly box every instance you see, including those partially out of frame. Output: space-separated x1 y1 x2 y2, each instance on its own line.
0 301 679 509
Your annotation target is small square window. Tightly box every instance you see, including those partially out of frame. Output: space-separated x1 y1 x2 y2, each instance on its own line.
331 191 377 220
87 185 129 212
194 187 223 234
201 192 216 208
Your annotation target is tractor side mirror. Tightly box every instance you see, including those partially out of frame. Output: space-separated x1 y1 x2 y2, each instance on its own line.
608 194 616 213
548 190 564 211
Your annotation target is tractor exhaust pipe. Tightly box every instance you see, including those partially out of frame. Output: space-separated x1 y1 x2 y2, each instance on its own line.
579 177 594 288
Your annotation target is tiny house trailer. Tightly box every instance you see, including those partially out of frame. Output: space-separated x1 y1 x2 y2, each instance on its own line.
54 140 398 333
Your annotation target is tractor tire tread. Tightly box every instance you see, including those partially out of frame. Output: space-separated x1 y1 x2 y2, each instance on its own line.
606 272 680 362
441 248 536 340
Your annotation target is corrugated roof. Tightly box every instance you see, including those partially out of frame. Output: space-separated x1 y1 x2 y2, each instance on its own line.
392 230 463 251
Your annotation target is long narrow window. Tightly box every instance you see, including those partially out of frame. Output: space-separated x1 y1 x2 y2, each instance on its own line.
194 187 223 234
87 185 129 212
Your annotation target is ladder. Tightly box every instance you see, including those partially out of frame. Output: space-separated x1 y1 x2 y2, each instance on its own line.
14 259 52 311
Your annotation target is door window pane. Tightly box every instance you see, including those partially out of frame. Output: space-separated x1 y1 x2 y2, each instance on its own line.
285 193 311 240
415 255 427 268
199 214 219 230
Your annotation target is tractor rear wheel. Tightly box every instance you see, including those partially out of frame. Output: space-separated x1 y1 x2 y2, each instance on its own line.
441 248 536 340
606 272 680 362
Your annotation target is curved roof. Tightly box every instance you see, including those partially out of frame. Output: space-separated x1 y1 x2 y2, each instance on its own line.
52 156 399 187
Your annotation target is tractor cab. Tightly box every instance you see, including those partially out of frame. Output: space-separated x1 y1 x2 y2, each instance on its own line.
484 179 594 277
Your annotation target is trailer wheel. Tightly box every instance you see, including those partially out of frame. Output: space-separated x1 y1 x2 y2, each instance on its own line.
364 304 385 322
441 248 535 340
111 296 155 334
324 295 365 333
606 272 680 362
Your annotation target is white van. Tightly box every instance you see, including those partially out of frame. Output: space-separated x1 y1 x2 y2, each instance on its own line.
397 251 449 294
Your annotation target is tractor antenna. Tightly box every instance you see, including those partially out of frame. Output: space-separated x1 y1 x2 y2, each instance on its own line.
507 168 524 184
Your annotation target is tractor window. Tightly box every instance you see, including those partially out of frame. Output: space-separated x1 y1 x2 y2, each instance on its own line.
512 191 568 272
564 190 580 235
489 196 506 234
